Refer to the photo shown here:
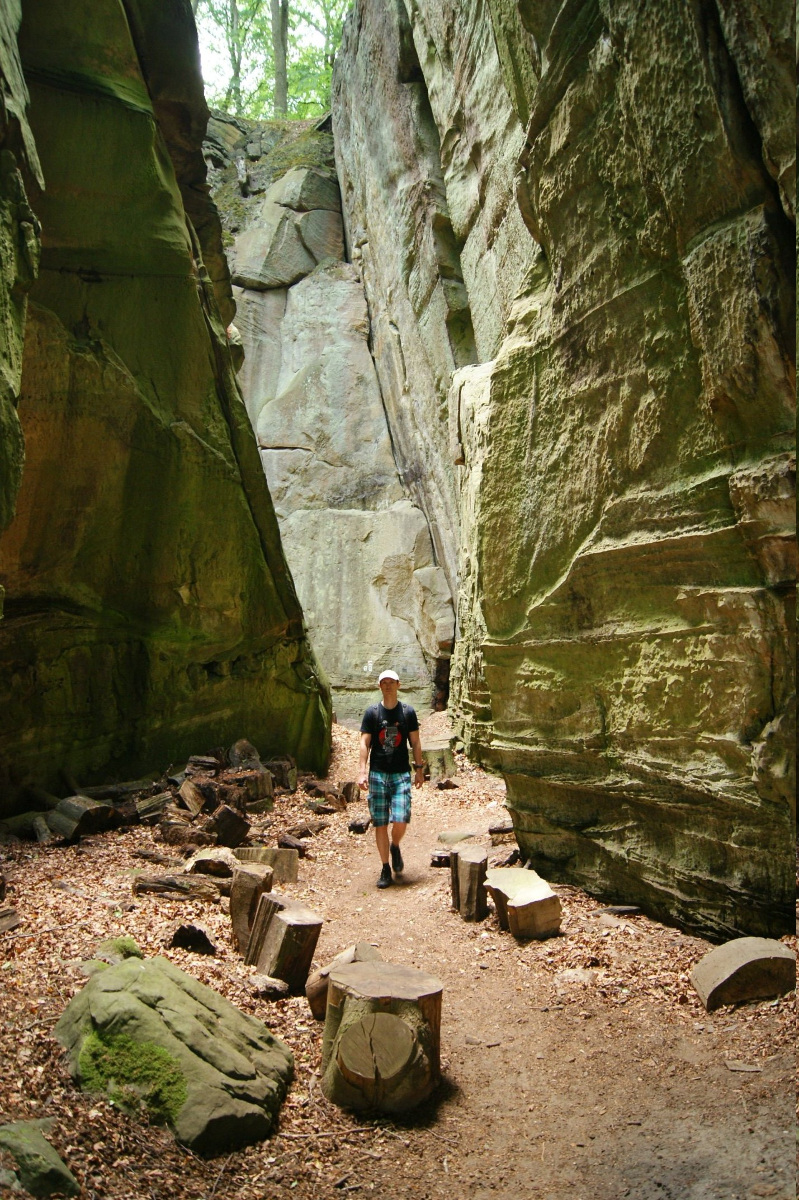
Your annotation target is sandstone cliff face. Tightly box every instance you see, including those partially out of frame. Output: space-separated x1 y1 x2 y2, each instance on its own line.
208 117 455 717
0 0 40 596
334 0 795 937
0 0 330 809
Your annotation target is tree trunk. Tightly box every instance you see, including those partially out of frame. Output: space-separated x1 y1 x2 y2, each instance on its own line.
321 961 443 1113
271 0 289 114
450 844 488 921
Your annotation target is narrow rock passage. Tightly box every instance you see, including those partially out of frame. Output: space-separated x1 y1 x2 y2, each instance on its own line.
0 721 793 1200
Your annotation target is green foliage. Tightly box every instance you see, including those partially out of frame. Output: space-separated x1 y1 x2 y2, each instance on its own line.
195 0 350 119
79 1029 187 1125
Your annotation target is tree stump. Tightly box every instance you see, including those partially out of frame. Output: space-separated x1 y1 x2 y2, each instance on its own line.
485 867 562 938
321 961 443 1113
245 892 322 992
203 804 250 848
305 942 383 1020
230 863 274 953
423 739 457 781
450 844 488 921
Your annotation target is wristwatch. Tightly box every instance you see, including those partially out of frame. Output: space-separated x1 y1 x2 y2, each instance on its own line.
413 762 425 769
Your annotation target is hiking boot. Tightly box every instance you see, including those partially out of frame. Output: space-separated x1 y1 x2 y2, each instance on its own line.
377 862 392 889
390 842 404 874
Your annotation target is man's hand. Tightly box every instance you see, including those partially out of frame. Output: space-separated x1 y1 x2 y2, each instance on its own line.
358 770 368 791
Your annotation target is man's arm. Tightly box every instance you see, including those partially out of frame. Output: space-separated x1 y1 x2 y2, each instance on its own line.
358 732 371 790
409 729 424 788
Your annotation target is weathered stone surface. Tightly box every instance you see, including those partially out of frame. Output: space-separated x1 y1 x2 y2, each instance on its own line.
268 166 341 213
279 502 454 716
0 0 42 595
333 0 795 938
689 936 796 1011
55 955 293 1153
0 1120 79 1198
0 0 330 812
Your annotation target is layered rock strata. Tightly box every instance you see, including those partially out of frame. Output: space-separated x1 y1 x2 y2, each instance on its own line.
333 0 795 937
208 118 455 717
0 0 330 810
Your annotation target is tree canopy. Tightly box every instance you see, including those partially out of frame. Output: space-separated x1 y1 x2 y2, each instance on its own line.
194 0 350 120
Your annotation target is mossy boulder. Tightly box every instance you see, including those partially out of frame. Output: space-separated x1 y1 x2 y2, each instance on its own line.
55 955 294 1154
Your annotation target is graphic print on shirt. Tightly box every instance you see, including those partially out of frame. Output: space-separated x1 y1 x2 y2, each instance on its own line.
378 721 402 757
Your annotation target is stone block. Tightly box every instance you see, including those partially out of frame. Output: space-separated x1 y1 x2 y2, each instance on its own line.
689 937 796 1011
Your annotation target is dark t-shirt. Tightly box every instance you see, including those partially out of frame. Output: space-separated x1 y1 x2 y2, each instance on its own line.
360 702 419 774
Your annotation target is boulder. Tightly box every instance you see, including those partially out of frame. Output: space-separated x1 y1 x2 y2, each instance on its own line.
55 956 293 1154
0 1120 79 1198
268 167 341 212
689 937 797 1011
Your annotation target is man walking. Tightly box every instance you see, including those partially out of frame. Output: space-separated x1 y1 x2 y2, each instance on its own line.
358 669 425 888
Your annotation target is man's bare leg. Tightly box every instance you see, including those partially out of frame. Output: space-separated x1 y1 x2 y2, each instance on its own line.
390 821 407 847
375 824 390 864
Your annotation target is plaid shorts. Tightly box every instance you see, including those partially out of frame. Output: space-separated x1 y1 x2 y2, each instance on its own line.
368 771 412 826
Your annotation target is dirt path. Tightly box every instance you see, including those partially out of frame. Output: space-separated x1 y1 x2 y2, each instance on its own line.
0 722 794 1200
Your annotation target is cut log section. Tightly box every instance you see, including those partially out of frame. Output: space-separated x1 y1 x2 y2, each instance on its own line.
245 892 322 991
135 792 172 822
423 739 457 781
321 961 443 1113
450 844 488 921
485 867 562 939
305 942 383 1020
177 779 205 817
230 863 274 953
234 846 299 883
45 796 116 841
203 804 250 847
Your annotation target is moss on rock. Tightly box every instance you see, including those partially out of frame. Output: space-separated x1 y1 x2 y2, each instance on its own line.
79 1029 187 1124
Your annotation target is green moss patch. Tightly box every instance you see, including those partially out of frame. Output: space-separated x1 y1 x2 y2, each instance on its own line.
78 1030 187 1124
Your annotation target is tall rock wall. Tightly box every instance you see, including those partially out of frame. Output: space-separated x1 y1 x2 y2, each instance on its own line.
207 116 455 718
333 0 796 938
0 0 330 810
0 0 40 595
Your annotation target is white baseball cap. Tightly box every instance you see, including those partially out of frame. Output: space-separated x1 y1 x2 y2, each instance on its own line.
378 669 400 683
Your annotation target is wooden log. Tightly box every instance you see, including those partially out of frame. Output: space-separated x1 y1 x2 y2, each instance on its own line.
135 791 172 822
430 848 450 868
245 891 322 991
485 867 562 938
305 942 383 1020
134 848 181 868
177 779 205 817
278 833 307 856
230 863 274 953
321 961 443 1113
186 755 221 773
202 804 250 848
348 815 371 835
45 795 116 841
451 844 488 921
264 757 297 791
32 814 53 844
74 777 158 800
341 781 359 805
158 821 214 848
131 874 220 901
287 819 329 838
233 846 299 882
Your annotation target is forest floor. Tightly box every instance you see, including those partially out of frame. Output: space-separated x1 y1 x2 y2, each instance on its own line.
0 716 795 1200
